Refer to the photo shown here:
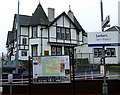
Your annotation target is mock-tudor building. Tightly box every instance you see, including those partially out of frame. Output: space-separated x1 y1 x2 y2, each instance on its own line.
6 3 86 60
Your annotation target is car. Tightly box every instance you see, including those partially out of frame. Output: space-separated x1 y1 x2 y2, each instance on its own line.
2 60 25 74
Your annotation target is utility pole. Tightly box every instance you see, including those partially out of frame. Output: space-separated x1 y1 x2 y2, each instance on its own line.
1 52 4 73
16 0 20 74
100 0 108 95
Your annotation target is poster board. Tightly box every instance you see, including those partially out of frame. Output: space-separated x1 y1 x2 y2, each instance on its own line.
33 56 70 83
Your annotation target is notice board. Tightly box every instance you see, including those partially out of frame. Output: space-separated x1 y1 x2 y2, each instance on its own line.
32 56 70 83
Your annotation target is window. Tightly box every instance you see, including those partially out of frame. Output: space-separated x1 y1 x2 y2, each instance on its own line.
56 27 70 40
94 48 103 57
56 27 61 39
106 48 116 57
64 47 73 55
7 61 13 65
32 45 38 56
21 51 27 56
56 47 62 55
44 50 49 56
32 26 37 38
66 28 70 40
61 28 65 39
51 46 62 56
51 47 56 55
64 47 69 55
22 38 27 45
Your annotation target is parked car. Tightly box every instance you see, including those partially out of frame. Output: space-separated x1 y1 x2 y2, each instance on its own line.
3 60 25 74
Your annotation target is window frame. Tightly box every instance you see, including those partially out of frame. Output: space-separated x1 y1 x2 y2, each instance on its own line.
32 26 37 38
44 50 49 56
94 48 103 58
22 38 27 45
56 27 70 40
106 48 116 57
32 45 38 57
64 47 74 55
21 51 27 56
51 46 62 56
66 28 70 40
56 27 61 39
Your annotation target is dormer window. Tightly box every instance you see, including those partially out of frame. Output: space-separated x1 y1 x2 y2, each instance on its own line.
32 26 37 38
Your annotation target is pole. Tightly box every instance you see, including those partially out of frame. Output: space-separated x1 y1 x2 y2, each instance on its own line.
102 47 108 95
28 56 31 95
2 53 3 73
16 0 20 74
100 0 104 31
72 49 76 95
10 83 12 95
100 0 108 95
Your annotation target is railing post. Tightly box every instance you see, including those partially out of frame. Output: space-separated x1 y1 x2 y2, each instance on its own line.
91 71 93 79
22 74 23 84
85 72 86 80
107 70 109 79
28 56 31 95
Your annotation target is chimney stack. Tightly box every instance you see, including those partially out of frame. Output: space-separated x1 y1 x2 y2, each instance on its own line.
48 8 55 22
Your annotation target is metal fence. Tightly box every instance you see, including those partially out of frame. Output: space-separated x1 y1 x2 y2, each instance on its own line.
74 53 120 80
1 53 120 86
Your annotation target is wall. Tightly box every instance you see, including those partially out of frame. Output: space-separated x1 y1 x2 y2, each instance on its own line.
2 80 120 95
76 45 119 64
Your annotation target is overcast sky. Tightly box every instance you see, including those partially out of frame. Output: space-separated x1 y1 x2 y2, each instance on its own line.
0 0 119 56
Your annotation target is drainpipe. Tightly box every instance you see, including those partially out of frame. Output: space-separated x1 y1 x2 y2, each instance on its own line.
40 28 43 56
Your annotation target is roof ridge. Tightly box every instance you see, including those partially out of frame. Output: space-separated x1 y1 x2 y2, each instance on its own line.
15 14 31 17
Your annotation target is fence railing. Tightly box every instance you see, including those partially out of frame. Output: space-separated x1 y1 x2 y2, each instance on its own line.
2 74 31 85
1 68 120 85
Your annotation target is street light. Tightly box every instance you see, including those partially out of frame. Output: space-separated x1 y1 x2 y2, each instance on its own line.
15 0 20 74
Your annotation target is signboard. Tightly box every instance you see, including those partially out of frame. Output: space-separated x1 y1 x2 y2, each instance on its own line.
88 32 120 47
33 56 70 83
102 15 110 28
100 65 105 76
8 74 13 83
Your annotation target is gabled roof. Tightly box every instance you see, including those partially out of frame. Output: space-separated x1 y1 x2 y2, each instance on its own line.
29 4 49 26
74 16 85 33
15 14 31 26
49 12 85 33
6 31 14 45
105 26 120 32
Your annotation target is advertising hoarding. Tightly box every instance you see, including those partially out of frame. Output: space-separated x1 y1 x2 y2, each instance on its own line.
33 56 70 83
88 32 120 47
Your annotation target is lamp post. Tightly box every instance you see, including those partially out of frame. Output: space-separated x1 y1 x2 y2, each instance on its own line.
100 0 108 95
15 0 20 74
